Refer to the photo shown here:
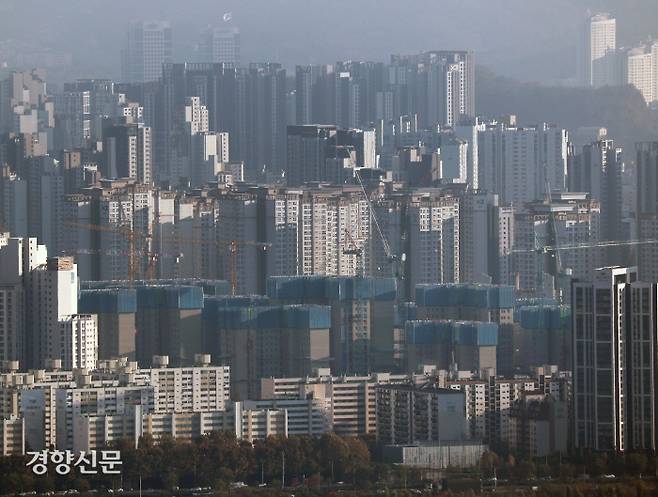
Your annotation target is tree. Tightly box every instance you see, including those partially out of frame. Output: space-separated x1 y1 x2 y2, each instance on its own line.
626 453 648 476
537 463 551 478
479 451 500 477
344 437 371 484
559 463 576 479
515 461 536 480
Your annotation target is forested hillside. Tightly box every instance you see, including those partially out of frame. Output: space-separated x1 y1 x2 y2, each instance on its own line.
477 67 658 159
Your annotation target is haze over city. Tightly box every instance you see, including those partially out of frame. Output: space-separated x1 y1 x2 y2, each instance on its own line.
2 0 658 82
1 1 658 496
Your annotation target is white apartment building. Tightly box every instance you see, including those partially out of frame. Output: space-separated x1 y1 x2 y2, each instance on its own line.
260 370 409 436
579 13 617 88
626 46 654 104
260 367 570 450
478 122 569 208
453 119 483 190
0 415 24 455
266 190 301 277
59 315 98 370
239 398 332 437
298 189 371 278
31 257 81 369
1 356 231 452
185 96 209 135
148 360 231 413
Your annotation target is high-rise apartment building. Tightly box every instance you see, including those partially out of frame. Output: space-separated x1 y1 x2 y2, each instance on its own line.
568 139 624 263
578 13 617 88
59 314 98 370
0 237 48 362
0 167 28 237
453 118 484 190
53 90 91 150
460 191 513 285
200 26 240 66
653 41 658 105
572 266 658 452
370 189 461 297
0 240 96 370
636 142 658 281
31 257 83 369
25 156 66 255
121 21 173 83
102 123 152 184
135 285 204 367
407 192 460 288
294 65 324 125
478 121 569 207
245 63 287 179
203 297 331 399
405 320 498 374
61 180 154 281
514 193 601 298
64 79 118 141
79 288 137 361
286 125 376 186
515 305 572 372
390 51 475 128
414 282 515 374
267 276 397 375
625 45 655 103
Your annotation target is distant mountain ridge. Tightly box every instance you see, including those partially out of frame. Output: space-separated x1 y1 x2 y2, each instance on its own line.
476 67 658 160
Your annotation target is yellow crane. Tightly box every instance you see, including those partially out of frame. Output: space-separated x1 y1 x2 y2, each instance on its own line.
63 222 270 294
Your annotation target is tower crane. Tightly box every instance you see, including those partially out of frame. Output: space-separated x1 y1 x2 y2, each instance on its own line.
63 222 270 294
63 221 151 283
353 169 398 267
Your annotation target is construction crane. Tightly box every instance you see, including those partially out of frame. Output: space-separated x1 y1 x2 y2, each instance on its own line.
342 228 365 277
63 222 152 283
513 237 658 254
353 168 398 265
62 247 170 281
63 222 270 294
175 237 270 295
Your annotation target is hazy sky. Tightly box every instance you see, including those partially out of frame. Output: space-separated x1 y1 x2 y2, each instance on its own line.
1 0 656 83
